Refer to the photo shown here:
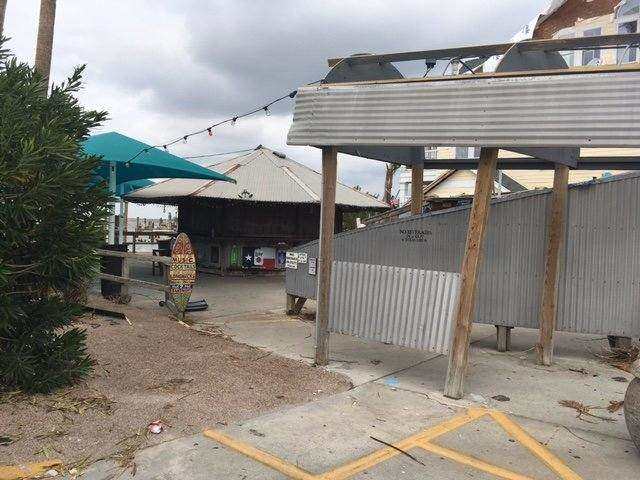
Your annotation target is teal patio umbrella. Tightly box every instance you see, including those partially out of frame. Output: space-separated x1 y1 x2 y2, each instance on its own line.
84 131 235 185
83 131 235 244
116 179 155 197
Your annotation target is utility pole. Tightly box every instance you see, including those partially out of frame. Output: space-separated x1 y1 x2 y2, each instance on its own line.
34 0 56 85
0 1 7 36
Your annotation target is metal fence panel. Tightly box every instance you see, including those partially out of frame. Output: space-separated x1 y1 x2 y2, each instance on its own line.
286 173 640 337
329 262 459 354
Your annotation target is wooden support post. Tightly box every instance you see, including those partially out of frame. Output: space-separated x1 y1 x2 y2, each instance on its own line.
286 293 296 315
120 256 130 300
411 163 424 215
315 147 338 366
286 294 307 315
444 147 498 399
496 326 513 352
537 164 569 366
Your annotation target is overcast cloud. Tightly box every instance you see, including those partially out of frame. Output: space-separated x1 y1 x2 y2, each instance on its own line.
5 0 548 217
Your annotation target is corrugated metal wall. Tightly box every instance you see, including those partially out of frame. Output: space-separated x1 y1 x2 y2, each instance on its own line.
286 173 640 338
329 262 459 354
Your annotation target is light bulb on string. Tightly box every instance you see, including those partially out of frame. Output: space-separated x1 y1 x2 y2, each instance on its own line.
263 106 270 117
207 128 213 137
183 136 188 144
163 145 168 151
231 117 237 126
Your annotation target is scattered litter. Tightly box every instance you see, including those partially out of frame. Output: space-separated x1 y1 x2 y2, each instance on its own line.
38 393 115 416
491 395 511 402
591 341 639 372
607 400 625 413
249 429 265 437
0 435 14 445
369 436 426 467
558 400 616 423
384 377 399 390
147 420 165 434
568 367 589 375
612 376 629 383
44 469 59 477
370 359 382 365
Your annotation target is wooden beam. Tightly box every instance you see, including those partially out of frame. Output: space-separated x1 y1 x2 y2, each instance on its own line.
315 147 338 366
98 273 170 293
537 165 569 366
444 147 498 399
96 249 172 265
327 33 640 67
120 257 130 298
411 163 424 215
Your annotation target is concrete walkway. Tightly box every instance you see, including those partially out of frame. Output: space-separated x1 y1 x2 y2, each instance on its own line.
82 302 639 480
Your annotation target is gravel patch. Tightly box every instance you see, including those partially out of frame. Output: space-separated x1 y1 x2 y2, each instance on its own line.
0 296 351 469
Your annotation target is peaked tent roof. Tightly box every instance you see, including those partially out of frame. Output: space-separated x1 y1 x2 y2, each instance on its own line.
127 146 388 210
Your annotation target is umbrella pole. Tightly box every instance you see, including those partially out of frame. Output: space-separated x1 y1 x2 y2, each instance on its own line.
108 161 116 244
118 200 126 245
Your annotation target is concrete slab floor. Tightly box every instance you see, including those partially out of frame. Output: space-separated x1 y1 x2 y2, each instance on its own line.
82 382 638 480
78 302 639 479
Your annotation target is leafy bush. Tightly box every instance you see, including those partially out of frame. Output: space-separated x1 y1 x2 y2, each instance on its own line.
0 43 110 393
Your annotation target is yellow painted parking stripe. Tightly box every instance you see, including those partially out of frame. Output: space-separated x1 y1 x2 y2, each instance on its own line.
203 428 316 480
488 410 583 480
417 441 536 480
0 460 62 480
318 407 488 480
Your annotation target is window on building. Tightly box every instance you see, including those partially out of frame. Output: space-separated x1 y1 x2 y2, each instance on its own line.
618 0 640 17
582 27 602 66
455 147 479 159
616 1 640 64
618 21 638 62
425 147 438 160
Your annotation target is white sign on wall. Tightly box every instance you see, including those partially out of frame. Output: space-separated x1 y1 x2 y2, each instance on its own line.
308 257 317 276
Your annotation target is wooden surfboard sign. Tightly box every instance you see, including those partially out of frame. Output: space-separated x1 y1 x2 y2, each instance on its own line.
169 233 197 315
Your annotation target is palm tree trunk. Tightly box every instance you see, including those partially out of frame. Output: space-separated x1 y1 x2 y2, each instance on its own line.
34 0 56 85
0 1 7 36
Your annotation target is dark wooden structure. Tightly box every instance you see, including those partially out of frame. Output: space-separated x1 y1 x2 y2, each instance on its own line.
127 146 387 273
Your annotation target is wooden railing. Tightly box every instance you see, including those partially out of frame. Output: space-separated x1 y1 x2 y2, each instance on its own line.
97 249 171 298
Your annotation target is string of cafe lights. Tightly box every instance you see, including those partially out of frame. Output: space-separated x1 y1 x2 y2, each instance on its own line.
125 79 322 165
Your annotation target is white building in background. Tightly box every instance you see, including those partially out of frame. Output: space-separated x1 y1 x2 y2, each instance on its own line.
396 147 480 206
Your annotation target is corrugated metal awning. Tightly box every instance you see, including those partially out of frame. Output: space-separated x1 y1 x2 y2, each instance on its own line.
287 69 640 151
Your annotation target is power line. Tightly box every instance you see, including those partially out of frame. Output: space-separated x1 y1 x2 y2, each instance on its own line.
183 148 256 160
124 79 323 165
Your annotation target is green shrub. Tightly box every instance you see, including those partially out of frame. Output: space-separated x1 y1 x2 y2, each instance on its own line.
0 42 110 393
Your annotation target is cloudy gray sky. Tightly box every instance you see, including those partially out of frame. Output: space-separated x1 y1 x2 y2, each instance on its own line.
5 0 548 217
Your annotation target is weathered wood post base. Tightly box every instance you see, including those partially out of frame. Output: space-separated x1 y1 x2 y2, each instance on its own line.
496 326 513 352
537 164 569 366
411 162 424 215
315 147 338 366
286 294 307 315
608 335 633 350
444 147 498 399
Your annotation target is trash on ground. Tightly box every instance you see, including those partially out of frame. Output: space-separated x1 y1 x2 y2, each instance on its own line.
147 421 165 434
607 400 625 413
384 377 399 390
491 394 511 402
558 400 616 423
